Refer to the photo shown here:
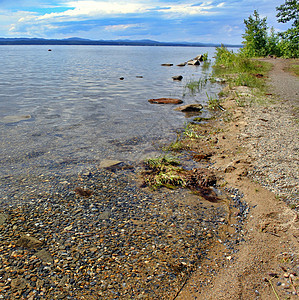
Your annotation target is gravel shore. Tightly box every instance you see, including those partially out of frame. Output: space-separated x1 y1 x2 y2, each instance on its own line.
0 164 247 299
245 58 298 209
1 58 297 300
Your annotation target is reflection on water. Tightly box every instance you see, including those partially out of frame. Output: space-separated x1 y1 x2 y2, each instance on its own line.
0 45 224 176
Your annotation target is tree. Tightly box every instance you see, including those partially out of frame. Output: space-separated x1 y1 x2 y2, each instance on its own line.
241 10 268 57
266 27 281 57
276 0 299 57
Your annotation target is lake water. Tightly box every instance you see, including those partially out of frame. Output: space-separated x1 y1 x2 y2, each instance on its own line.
0 45 224 177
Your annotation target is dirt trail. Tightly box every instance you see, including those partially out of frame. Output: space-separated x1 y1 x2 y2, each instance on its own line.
177 58 299 299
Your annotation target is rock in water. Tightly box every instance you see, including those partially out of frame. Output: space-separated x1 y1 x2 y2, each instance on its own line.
99 159 123 168
0 213 8 225
36 249 54 263
187 60 200 66
16 235 43 249
175 104 203 112
172 75 183 81
148 98 183 104
1 115 31 124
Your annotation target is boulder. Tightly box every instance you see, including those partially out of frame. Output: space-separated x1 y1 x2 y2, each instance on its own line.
161 63 173 66
187 60 200 66
148 98 183 104
172 75 183 81
177 62 187 67
194 55 204 61
175 104 203 112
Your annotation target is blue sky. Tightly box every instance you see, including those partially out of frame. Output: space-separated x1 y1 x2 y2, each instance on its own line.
0 0 290 44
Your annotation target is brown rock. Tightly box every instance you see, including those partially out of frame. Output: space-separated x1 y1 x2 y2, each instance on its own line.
16 235 43 249
148 98 183 104
175 104 203 112
74 187 93 197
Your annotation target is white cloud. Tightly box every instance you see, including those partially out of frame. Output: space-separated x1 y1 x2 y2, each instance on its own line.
36 0 223 22
38 1 149 20
104 24 142 32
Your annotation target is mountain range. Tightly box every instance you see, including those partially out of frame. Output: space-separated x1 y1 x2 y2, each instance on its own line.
0 37 241 47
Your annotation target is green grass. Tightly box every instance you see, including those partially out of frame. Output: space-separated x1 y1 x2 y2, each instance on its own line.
206 93 224 110
287 60 299 77
212 46 271 91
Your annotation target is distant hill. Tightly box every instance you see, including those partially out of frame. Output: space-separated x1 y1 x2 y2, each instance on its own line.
0 37 241 48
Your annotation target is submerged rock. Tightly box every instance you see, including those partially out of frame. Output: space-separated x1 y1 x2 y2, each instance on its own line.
99 159 123 169
0 213 8 225
161 63 173 66
1 115 31 124
16 235 43 249
148 98 183 104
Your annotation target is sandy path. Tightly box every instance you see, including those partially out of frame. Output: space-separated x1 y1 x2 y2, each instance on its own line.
177 58 299 299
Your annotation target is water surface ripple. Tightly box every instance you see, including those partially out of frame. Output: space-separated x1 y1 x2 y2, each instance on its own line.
0 45 222 176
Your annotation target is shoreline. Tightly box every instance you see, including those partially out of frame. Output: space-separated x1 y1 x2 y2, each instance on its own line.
0 58 298 299
178 57 298 299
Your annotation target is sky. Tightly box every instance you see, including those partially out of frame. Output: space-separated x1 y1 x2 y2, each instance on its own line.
0 0 290 44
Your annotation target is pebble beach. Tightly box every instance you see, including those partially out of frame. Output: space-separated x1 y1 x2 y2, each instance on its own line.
0 163 248 299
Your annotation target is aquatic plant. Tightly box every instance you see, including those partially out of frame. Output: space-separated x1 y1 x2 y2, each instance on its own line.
184 77 208 95
143 155 186 189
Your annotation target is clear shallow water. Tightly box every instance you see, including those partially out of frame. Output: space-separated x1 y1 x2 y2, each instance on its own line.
0 45 223 176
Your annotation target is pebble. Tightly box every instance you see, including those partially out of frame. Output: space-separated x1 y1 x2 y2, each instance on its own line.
0 165 247 299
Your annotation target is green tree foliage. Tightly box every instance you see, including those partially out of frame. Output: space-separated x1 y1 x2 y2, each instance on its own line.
276 0 299 58
267 27 281 57
241 10 268 57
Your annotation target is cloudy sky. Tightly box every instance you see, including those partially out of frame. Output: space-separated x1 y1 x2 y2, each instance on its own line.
0 0 290 44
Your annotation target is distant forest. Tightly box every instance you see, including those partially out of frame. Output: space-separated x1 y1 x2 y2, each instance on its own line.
0 37 241 47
